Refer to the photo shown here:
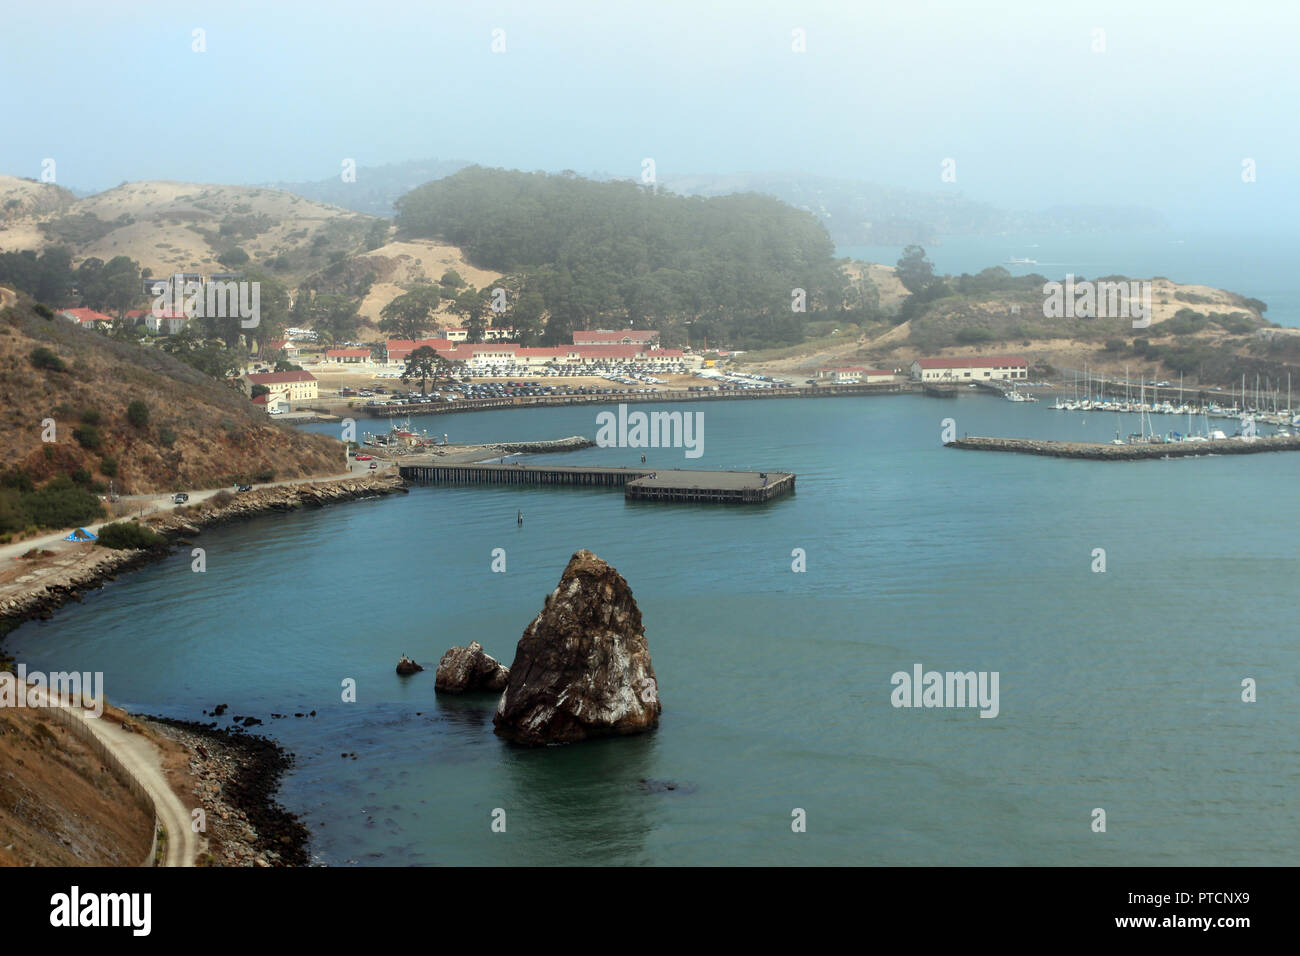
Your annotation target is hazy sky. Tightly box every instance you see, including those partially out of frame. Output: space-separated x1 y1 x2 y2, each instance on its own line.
4 0 1297 231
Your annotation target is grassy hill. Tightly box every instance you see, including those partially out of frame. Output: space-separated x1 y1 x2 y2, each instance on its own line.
0 179 379 285
0 290 343 536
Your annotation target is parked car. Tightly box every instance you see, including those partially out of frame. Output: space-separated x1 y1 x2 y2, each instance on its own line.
369 462 378 470
172 493 189 504
355 454 373 461
236 484 252 493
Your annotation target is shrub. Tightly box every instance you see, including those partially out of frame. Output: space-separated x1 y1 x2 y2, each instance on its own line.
72 424 103 451
70 467 92 484
99 456 118 477
96 521 168 551
126 400 150 428
253 468 274 483
30 347 66 372
22 477 104 529
34 304 54 320
158 426 177 447
80 409 101 425
210 490 235 507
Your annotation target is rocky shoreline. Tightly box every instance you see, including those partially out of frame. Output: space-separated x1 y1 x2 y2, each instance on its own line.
0 473 407 635
145 716 310 867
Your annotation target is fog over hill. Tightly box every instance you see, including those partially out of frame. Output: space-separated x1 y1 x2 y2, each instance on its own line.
267 159 1166 246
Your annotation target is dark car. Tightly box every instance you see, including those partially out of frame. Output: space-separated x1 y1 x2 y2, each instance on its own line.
236 484 252 493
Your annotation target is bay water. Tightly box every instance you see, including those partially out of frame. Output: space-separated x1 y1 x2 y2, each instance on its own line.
6 395 1298 865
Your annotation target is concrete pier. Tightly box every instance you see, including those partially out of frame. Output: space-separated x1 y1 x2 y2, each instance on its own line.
397 462 795 503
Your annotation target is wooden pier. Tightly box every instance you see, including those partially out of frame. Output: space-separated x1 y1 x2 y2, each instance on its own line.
397 462 795 503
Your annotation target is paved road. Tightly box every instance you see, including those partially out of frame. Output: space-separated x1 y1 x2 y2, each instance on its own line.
0 461 392 565
27 684 196 867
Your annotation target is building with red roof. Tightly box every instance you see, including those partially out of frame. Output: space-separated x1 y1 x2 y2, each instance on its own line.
244 370 318 402
60 307 113 328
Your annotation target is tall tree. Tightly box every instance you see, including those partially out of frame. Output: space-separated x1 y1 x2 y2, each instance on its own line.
378 285 441 340
311 293 360 347
400 345 459 395
895 245 936 295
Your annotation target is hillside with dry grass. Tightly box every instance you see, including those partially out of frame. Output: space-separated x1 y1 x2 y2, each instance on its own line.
0 701 153 867
0 178 377 284
0 291 343 501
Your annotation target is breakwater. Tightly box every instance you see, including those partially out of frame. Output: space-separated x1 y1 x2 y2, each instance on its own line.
948 434 1300 459
325 382 915 418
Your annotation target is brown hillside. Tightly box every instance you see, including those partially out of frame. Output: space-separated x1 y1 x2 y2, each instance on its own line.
0 180 375 284
0 702 153 867
0 291 343 494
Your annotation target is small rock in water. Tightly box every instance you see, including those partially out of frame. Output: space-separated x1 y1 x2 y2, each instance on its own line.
435 641 510 693
395 655 424 676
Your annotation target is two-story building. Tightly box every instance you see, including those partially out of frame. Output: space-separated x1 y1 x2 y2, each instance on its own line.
245 370 318 403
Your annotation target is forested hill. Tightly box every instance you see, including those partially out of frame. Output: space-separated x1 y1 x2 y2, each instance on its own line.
394 167 847 349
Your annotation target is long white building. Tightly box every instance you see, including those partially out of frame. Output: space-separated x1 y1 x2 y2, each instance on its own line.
911 355 1028 382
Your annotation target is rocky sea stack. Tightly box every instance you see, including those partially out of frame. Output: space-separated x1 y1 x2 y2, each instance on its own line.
435 641 510 693
493 549 660 746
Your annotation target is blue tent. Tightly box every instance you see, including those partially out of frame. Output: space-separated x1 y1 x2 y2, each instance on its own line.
64 528 97 541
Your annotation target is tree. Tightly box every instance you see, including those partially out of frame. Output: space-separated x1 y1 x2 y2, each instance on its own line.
217 247 249 268
400 345 444 395
895 245 936 295
378 285 441 341
126 399 150 428
449 287 490 343
510 290 546 345
311 293 360 347
364 220 390 251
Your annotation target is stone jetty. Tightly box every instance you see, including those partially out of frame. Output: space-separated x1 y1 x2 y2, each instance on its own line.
948 434 1300 460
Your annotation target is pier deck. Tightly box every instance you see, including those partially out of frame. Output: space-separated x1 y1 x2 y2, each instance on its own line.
397 461 795 503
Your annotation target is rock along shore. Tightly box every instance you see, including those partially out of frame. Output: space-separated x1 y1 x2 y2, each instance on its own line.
0 473 407 635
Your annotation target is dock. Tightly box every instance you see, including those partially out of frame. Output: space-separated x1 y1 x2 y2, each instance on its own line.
948 435 1300 460
397 462 795 503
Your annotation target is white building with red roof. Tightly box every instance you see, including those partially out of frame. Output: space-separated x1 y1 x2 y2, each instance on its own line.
910 355 1028 382
60 307 113 329
325 348 371 364
244 370 318 402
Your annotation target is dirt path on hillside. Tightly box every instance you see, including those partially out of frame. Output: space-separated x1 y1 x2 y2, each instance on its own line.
25 685 196 866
